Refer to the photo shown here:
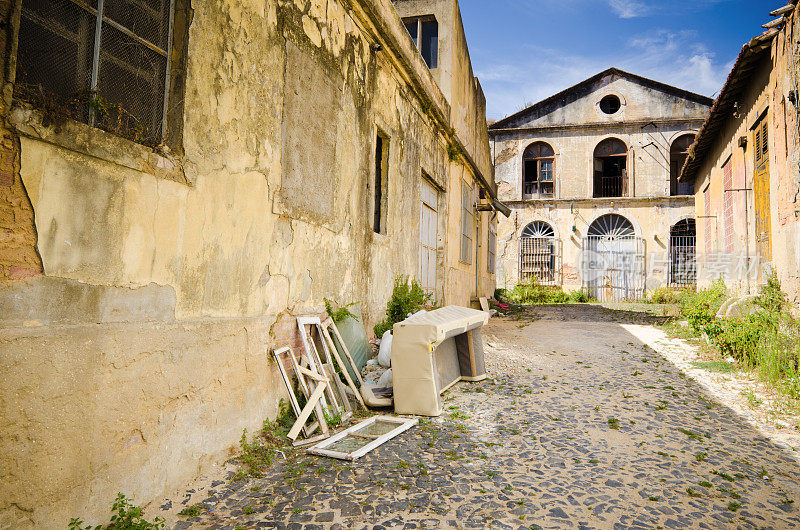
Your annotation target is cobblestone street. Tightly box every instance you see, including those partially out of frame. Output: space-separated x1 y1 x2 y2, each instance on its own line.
170 306 800 529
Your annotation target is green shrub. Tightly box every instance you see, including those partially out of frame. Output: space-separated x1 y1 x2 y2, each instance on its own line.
712 315 768 365
567 290 590 303
679 280 727 335
373 276 433 337
324 298 358 323
647 287 683 305
69 493 166 529
756 270 788 314
507 277 575 305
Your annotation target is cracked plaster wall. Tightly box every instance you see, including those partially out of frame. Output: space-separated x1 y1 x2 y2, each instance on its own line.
0 0 494 527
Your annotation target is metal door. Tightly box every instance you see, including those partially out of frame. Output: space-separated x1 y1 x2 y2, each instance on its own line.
419 179 438 296
581 214 645 301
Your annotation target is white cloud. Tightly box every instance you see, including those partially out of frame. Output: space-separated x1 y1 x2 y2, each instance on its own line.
608 0 653 18
477 29 732 120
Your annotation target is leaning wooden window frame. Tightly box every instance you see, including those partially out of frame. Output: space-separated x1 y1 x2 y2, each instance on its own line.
272 346 321 439
296 316 353 420
15 0 178 146
307 416 418 460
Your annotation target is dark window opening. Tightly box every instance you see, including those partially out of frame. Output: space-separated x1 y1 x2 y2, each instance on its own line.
670 134 696 195
404 20 418 47
374 133 389 234
15 0 186 149
402 16 438 69
599 94 621 115
522 142 555 199
593 138 628 198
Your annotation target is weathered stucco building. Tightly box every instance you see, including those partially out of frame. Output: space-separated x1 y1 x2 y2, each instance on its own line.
680 2 800 306
489 69 712 300
0 0 501 526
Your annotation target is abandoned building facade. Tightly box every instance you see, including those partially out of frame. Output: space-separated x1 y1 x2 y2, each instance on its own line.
0 0 501 526
680 2 800 306
488 69 712 301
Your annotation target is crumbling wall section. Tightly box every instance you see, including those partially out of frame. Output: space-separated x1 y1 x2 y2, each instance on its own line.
0 0 41 282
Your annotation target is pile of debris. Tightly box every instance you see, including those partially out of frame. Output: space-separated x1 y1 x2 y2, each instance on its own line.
273 304 491 459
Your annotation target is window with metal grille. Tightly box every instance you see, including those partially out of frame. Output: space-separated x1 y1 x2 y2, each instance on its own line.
16 0 179 147
460 180 473 264
669 219 696 286
722 157 734 254
520 221 560 285
487 219 496 274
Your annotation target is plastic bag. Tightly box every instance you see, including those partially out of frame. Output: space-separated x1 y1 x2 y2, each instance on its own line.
376 368 393 387
377 330 393 367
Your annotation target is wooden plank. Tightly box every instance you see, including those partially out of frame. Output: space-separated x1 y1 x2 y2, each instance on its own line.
297 365 327 382
291 433 331 447
321 320 366 408
272 347 318 438
286 341 329 437
478 297 490 312
288 381 328 441
466 330 476 377
297 317 341 413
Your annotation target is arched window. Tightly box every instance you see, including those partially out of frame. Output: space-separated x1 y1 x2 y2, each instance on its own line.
670 134 695 196
669 219 696 286
593 138 628 198
520 221 560 284
587 213 635 238
522 142 555 199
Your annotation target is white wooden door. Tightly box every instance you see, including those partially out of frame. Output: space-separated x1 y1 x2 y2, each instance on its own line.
419 179 438 296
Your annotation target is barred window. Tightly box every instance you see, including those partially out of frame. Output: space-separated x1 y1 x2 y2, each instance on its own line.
460 180 473 264
16 0 181 147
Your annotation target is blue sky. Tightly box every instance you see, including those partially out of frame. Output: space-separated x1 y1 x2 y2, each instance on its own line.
460 0 783 121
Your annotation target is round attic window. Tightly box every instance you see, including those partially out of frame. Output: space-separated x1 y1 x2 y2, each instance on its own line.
599 94 621 114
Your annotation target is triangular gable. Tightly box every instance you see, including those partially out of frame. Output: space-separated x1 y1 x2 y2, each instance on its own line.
489 68 713 130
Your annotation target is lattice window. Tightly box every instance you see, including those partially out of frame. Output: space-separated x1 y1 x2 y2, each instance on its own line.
16 0 178 146
704 186 712 256
722 158 734 254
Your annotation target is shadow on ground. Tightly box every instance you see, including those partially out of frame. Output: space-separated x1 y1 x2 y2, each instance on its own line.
170 305 800 529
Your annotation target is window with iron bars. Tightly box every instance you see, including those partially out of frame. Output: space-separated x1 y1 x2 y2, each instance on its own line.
15 0 186 148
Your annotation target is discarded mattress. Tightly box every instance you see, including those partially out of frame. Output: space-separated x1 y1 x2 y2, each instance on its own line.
392 305 489 416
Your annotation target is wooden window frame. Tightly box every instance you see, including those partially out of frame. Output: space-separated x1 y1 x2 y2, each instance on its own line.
487 215 496 274
460 179 474 264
